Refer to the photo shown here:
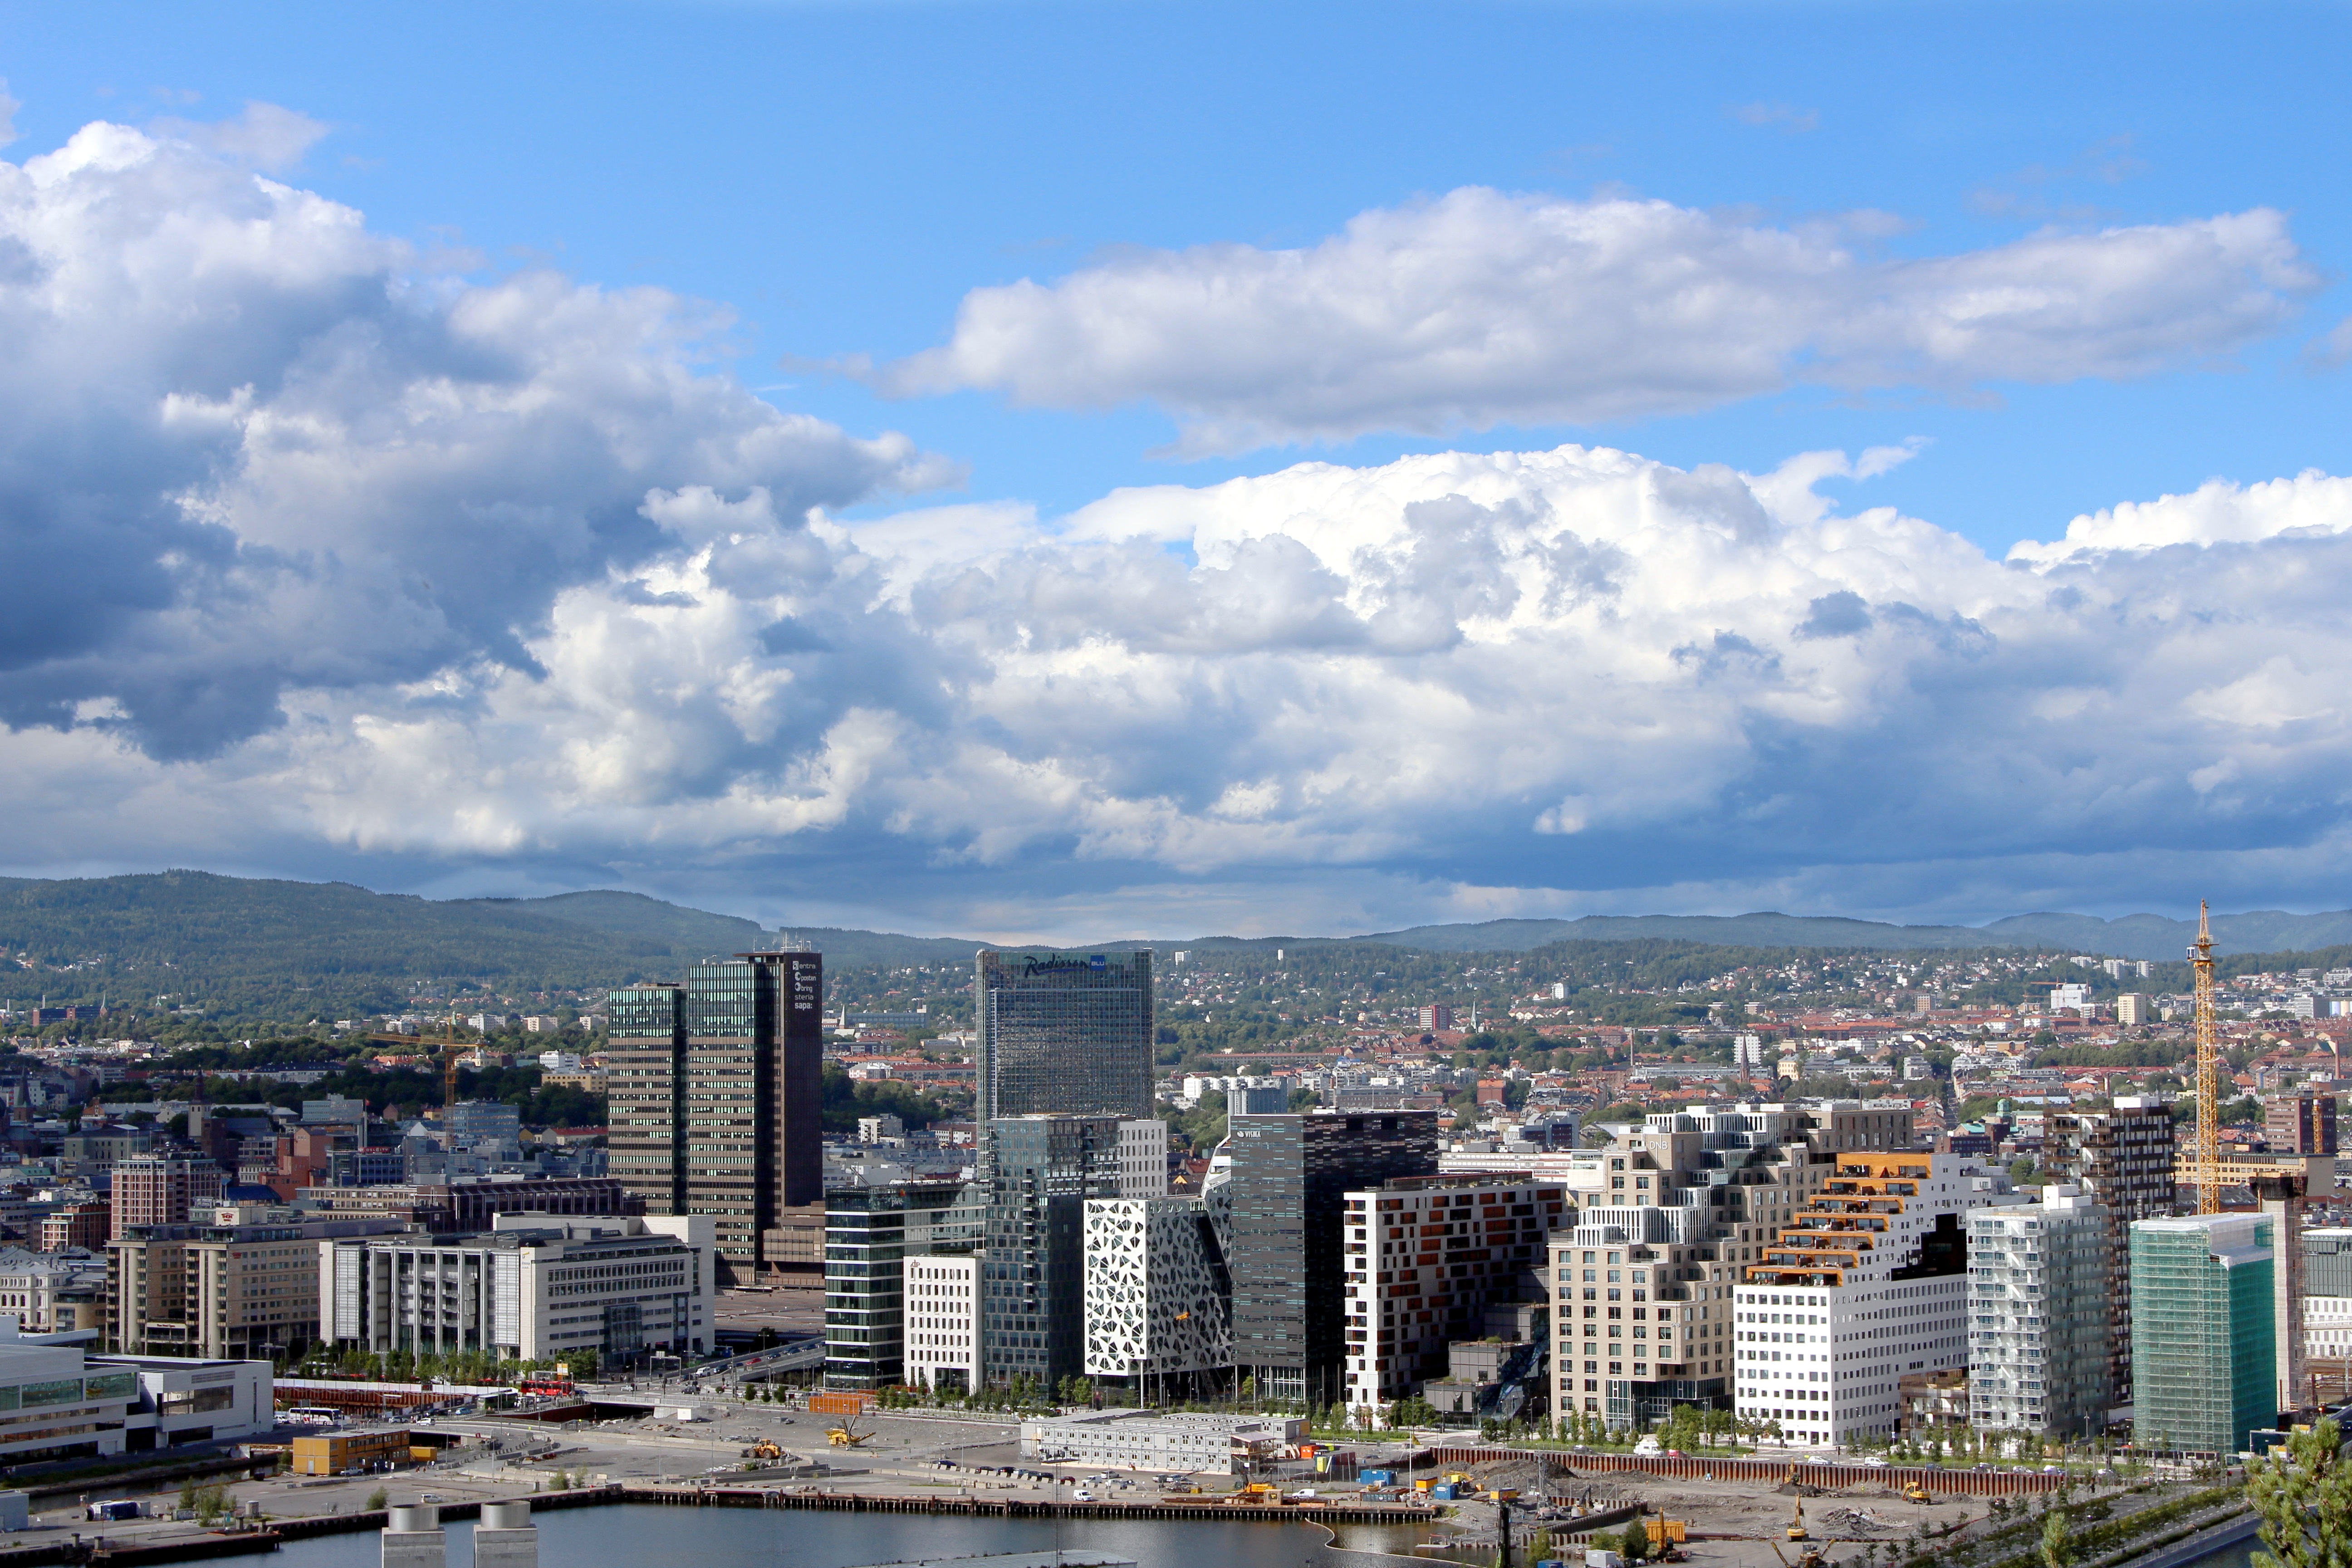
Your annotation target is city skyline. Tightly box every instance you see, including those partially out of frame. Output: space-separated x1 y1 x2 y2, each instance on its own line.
0 5 2349 945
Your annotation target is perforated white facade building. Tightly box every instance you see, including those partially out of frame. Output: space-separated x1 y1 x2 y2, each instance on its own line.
1082 1198 1229 1385
1966 1185 2112 1436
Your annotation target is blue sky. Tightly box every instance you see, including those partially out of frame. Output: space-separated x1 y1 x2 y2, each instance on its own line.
2 1 2350 938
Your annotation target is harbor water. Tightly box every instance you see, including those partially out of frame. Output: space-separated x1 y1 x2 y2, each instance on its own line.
265 1502 1432 1568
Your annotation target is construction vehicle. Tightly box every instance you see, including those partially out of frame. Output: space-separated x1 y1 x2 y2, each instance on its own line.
1787 1496 1809 1542
741 1440 785 1461
1769 1543 1828 1568
825 1416 873 1447
1644 1519 1688 1549
1903 1483 1932 1505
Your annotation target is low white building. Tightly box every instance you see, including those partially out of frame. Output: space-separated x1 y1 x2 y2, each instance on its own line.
1018 1408 1303 1474
0 1323 272 1463
904 1253 980 1392
321 1214 715 1364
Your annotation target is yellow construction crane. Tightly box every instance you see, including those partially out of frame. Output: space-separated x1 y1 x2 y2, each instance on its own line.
2180 901 2313 1212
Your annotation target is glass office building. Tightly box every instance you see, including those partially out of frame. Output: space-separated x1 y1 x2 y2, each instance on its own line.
979 1114 1123 1390
602 951 821 1283
2131 1213 2276 1456
823 1178 985 1389
608 983 686 1215
975 951 1154 1127
1208 1110 1439 1406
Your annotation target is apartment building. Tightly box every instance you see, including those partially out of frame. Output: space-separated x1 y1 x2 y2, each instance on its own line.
1735 1152 2016 1448
110 1156 225 1241
1966 1186 2112 1437
1338 1175 1565 1413
2044 1097 2177 1405
108 1205 405 1359
1547 1103 1913 1430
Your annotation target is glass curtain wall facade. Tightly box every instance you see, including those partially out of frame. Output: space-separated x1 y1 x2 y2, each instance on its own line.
823 1179 985 1389
681 951 824 1281
1215 1111 1439 1406
975 951 1154 1127
980 1115 1122 1391
2131 1213 2275 1456
606 983 686 1215
2045 1097 2176 1406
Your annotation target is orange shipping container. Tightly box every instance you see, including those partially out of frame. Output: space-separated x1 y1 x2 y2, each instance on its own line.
809 1391 876 1416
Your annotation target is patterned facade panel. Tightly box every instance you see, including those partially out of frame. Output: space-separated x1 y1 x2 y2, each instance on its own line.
1083 1198 1231 1377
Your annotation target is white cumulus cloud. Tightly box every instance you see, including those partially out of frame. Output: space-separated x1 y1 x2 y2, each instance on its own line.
6 108 2352 936
872 187 2320 454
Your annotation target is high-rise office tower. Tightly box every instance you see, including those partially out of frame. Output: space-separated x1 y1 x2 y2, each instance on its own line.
974 951 1154 1127
823 1178 985 1389
607 983 686 1215
1967 1185 2112 1437
673 951 824 1279
979 1114 1124 1390
1205 1110 1440 1406
2267 1094 2339 1156
2131 1214 2275 1456
2044 1096 2176 1406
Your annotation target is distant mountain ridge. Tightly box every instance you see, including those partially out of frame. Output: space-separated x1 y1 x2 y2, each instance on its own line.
2 873 2347 992
1347 909 2352 962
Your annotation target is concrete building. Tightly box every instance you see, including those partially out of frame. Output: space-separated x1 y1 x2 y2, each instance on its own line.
1735 1152 2016 1448
2267 1094 2339 1157
0 1248 106 1334
1082 1197 1230 1395
321 1214 716 1364
107 1205 406 1359
0 1321 272 1462
2043 1097 2177 1406
823 1179 984 1389
2130 1213 2275 1456
1018 1408 1303 1474
1337 1175 1566 1414
904 1252 980 1392
2115 994 2151 1026
109 1156 224 1241
1966 1186 2112 1437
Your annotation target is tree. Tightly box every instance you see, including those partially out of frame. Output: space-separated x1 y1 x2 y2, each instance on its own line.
2250 1415 2352 1568
1617 1523 1651 1563
366 1487 390 1512
2040 1510 2075 1568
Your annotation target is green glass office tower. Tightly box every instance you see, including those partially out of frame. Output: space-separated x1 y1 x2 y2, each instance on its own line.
975 951 1154 1126
2131 1213 2275 1456
608 983 686 1215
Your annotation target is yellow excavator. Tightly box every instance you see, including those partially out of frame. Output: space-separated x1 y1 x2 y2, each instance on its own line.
826 1415 873 1447
1787 1495 1809 1543
1903 1482 1932 1505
